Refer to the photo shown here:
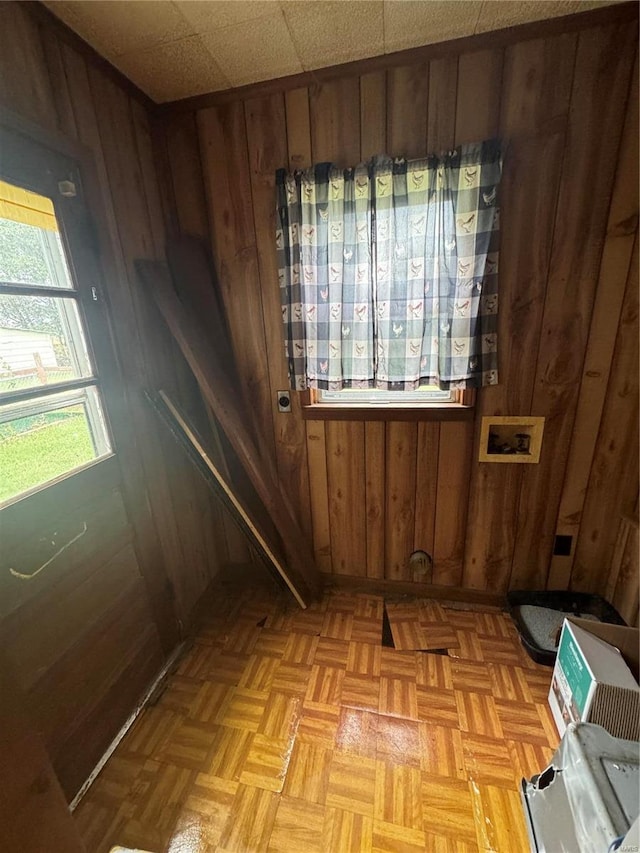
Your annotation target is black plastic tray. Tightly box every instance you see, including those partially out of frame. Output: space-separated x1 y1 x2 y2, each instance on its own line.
507 590 626 666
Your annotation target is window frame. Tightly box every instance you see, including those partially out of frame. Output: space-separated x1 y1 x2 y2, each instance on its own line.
0 121 118 507
300 387 476 421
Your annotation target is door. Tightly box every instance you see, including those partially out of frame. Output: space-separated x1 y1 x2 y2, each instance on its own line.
0 125 165 799
0 654 86 852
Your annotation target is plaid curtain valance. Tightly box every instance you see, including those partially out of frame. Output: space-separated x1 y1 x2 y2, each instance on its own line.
276 140 502 391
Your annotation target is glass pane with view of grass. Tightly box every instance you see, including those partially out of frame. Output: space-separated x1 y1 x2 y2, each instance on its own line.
0 178 112 505
0 294 93 394
0 387 111 504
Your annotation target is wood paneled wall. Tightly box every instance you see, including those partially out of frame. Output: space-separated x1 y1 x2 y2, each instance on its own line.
160 12 638 605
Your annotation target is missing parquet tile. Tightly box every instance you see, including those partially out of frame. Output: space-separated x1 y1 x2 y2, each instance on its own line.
381 604 394 648
383 598 458 653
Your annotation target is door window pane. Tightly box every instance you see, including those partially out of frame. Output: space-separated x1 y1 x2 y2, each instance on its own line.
0 180 73 288
0 294 93 394
0 387 111 504
0 175 111 506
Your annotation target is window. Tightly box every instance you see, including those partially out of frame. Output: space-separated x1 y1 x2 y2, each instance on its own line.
0 180 111 505
276 141 502 419
302 385 474 420
319 387 453 404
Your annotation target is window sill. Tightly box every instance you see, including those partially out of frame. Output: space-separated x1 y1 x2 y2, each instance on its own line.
300 389 476 422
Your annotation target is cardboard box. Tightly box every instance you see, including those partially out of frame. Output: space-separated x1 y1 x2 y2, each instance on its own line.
548 617 640 741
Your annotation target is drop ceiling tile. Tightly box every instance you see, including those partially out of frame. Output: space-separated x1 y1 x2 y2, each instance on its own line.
43 0 628 104
200 11 303 87
43 0 195 56
283 1 384 71
113 35 231 102
475 0 619 33
177 0 278 32
383 0 482 53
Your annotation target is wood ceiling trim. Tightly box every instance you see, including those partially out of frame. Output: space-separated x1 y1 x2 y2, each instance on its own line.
158 1 638 114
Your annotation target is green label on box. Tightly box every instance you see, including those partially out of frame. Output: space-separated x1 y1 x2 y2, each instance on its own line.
558 628 592 716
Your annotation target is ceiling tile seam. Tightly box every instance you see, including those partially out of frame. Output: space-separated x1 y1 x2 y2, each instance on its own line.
105 1 198 57
279 2 308 73
111 6 286 59
178 3 269 34
170 0 198 44
474 1 487 35
117 31 233 90
382 0 387 55
198 8 292 37
197 5 303 81
199 41 233 91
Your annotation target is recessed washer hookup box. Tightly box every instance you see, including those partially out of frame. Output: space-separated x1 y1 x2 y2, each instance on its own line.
548 617 640 741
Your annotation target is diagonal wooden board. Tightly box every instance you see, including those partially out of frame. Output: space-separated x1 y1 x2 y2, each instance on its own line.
148 390 305 608
165 235 284 558
136 259 321 607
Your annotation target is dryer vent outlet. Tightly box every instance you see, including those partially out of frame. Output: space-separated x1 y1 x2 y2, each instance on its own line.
409 549 432 582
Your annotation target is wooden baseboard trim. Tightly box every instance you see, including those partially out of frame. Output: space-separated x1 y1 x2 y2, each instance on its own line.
321 573 505 609
68 640 186 811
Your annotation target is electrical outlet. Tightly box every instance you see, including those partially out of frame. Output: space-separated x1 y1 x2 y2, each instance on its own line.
553 535 573 556
277 390 291 413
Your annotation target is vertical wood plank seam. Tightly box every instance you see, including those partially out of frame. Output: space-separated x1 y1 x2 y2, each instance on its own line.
365 421 386 578
49 35 81 142
129 95 223 594
128 93 198 615
384 67 391 155
489 48 506 145
154 119 180 239
280 91 315 542
129 96 163 260
504 36 580 592
192 115 214 238
541 40 637 590
240 98 280 470
454 55 461 141
456 431 471 586
520 39 579 420
457 46 507 592
37 22 78 139
545 47 639 590
432 423 441 559
84 62 188 626
416 423 440 565
155 115 238 569
323 423 333 573
283 86 317 560
569 228 639 606
551 232 637 586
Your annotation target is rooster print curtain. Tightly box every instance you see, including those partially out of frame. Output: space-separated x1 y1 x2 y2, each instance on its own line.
275 140 502 391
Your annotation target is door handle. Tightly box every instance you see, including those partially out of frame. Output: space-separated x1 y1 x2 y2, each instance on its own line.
9 522 88 581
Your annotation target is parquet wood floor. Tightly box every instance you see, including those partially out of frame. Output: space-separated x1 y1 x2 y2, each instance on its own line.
74 582 558 852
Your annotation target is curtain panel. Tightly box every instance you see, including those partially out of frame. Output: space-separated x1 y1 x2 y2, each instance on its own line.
276 140 502 392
